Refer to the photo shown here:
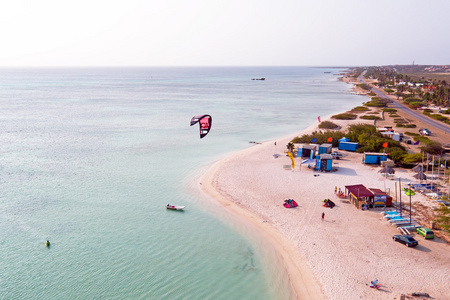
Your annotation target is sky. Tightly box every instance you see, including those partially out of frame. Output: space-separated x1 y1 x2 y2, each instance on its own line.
0 0 449 67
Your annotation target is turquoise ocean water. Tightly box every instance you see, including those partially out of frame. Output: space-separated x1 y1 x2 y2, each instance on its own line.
0 67 364 299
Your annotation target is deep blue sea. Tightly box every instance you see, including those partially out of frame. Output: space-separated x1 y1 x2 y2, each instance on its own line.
0 67 364 299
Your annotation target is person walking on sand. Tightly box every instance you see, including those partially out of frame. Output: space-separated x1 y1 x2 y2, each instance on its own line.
322 212 325 220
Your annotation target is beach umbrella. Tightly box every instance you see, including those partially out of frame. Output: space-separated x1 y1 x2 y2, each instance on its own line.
412 164 424 172
378 166 395 174
413 171 427 180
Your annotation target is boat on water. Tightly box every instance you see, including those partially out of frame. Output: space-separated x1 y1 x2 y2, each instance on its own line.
166 204 185 211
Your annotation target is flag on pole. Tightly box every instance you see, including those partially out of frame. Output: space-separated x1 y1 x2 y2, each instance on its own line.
327 137 332 142
318 116 321 123
382 142 388 148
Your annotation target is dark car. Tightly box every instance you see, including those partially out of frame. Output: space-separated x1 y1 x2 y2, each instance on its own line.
393 235 418 247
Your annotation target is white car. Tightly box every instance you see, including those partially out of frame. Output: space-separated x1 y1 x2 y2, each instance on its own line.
331 152 343 159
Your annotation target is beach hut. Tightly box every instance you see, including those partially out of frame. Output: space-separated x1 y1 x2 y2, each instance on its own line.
345 184 374 209
315 154 333 172
338 137 359 152
298 144 316 159
318 143 332 154
363 152 388 165
369 188 392 207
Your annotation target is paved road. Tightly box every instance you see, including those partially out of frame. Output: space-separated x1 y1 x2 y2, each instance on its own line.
358 71 450 134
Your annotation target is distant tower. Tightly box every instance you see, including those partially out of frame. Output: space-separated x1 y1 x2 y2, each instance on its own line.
412 60 415 66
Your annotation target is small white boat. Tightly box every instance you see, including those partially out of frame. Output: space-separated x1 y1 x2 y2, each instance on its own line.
166 204 185 211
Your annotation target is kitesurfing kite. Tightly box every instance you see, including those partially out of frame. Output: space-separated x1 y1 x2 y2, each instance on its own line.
190 115 212 138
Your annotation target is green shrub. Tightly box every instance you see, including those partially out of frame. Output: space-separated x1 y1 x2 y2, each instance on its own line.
291 131 345 147
364 97 389 107
382 108 397 113
356 83 371 90
396 123 416 128
405 132 420 137
420 142 445 155
360 115 381 120
434 201 450 233
318 121 340 130
402 153 423 164
351 106 370 112
331 113 357 120
394 118 408 124
424 113 450 125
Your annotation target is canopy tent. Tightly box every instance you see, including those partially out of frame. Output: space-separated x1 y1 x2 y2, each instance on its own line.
412 164 424 172
413 171 427 180
378 166 395 174
323 199 335 208
283 199 298 208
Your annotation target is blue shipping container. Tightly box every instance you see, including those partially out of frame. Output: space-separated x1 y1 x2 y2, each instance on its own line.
338 141 359 151
364 153 388 164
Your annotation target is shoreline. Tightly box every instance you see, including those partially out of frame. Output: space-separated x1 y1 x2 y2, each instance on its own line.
199 77 450 299
200 121 325 299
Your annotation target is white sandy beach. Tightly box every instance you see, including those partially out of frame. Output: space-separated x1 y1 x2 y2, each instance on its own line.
200 118 450 299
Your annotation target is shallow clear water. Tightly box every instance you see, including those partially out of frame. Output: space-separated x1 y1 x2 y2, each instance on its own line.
0 67 364 299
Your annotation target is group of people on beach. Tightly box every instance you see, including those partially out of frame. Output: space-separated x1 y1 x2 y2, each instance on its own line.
334 186 344 198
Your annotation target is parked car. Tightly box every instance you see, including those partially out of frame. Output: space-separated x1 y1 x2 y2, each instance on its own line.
331 152 343 159
392 235 418 247
419 128 431 136
416 227 434 239
437 200 450 207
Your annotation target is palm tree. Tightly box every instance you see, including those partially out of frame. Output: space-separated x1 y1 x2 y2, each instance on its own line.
286 142 295 153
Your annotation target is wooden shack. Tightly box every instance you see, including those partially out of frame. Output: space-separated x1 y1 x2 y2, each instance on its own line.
369 188 392 207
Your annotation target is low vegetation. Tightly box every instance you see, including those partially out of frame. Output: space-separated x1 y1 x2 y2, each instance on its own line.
434 199 450 233
351 106 370 112
364 97 390 107
360 115 381 120
422 111 450 125
356 83 371 90
331 113 357 120
394 118 416 128
318 120 340 130
291 123 447 166
291 131 344 147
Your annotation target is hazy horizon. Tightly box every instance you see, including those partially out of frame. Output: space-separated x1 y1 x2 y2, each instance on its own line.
1 0 449 67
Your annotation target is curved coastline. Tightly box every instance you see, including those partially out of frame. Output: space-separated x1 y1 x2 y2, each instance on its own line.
200 121 325 300
199 108 450 299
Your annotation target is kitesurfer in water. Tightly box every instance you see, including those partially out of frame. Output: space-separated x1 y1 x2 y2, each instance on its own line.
46 240 51 247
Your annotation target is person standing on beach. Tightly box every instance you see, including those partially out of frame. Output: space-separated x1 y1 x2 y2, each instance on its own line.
335 186 337 193
322 212 325 220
